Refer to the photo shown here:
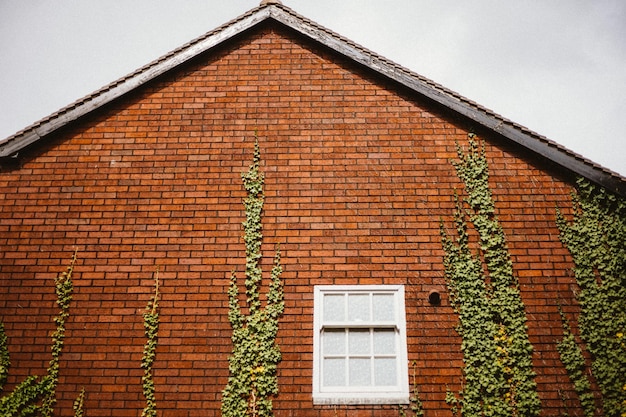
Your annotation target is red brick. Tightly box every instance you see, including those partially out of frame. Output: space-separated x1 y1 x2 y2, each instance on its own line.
0 26 589 417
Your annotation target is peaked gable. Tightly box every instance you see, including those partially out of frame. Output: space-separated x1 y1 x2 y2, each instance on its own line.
0 4 620 415
0 2 624 196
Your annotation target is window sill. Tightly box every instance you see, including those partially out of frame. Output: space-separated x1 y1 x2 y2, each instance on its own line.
313 393 409 405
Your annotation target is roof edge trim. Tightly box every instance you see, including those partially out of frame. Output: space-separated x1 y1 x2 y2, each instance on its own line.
266 6 625 195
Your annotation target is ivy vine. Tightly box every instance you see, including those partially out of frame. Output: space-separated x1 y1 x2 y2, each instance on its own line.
221 137 284 417
141 267 160 417
0 250 77 417
557 306 595 416
0 323 9 392
556 179 626 416
72 388 85 417
440 135 541 416
398 361 424 417
41 249 77 417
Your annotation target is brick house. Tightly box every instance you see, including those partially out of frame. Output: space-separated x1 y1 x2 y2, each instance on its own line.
1 2 624 416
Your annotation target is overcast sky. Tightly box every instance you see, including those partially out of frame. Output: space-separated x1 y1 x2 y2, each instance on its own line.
1 1 625 175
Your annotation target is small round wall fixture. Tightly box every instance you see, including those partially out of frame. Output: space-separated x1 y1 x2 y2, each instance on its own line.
428 290 441 306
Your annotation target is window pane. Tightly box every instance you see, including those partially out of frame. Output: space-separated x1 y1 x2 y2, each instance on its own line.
349 358 371 386
348 329 370 355
374 358 397 386
373 329 396 354
324 358 346 386
372 293 395 321
314 286 408 402
323 329 345 355
323 294 344 322
348 294 369 322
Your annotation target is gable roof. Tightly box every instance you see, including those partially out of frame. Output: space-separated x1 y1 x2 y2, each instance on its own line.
1 2 624 196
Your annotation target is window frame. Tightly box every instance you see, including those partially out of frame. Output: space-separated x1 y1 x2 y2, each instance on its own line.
312 285 409 405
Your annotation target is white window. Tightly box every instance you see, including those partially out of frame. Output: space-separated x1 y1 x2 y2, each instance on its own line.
312 285 409 405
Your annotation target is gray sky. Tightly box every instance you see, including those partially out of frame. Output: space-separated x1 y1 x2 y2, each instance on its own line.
1 1 625 175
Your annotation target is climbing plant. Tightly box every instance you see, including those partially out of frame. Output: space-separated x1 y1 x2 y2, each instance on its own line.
440 135 541 416
556 306 595 416
221 137 284 417
556 178 626 416
398 361 424 417
41 250 77 417
141 267 161 417
0 251 77 417
72 388 85 417
0 323 9 392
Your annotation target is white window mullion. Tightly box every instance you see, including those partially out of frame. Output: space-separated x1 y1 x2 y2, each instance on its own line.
343 327 349 387
367 327 372 385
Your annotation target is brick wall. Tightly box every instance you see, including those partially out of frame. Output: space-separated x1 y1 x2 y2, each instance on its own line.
0 24 583 416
